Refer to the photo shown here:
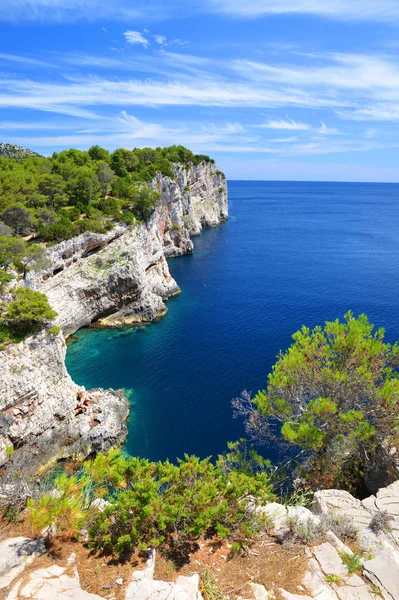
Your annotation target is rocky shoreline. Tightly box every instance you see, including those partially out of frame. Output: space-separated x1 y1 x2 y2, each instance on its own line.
0 161 228 481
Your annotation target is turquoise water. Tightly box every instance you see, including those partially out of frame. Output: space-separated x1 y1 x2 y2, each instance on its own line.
66 181 399 462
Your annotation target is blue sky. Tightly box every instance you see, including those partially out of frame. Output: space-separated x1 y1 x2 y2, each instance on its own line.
1 1 399 181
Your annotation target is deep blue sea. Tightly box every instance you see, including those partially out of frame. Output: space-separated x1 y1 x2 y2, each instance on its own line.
66 181 399 463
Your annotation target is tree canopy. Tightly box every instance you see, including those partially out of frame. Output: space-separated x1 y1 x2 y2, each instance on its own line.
5 287 57 333
234 312 399 494
0 145 213 249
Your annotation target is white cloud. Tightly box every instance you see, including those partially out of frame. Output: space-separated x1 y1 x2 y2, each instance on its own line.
0 0 170 23
317 121 340 135
207 0 399 22
0 52 53 67
154 35 167 46
3 0 399 24
123 30 149 47
0 74 342 114
337 105 399 121
269 136 298 143
258 118 311 130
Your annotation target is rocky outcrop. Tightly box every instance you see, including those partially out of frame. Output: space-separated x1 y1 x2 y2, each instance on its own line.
312 482 399 600
27 220 180 336
0 331 129 482
0 160 227 480
0 542 204 600
154 163 228 257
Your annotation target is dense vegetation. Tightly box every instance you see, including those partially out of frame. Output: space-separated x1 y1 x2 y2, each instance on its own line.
0 144 214 244
27 446 273 557
234 312 399 494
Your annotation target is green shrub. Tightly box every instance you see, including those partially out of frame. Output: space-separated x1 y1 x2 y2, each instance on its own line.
48 325 60 335
0 145 221 241
0 269 13 293
201 570 227 600
27 449 274 556
339 550 363 574
5 445 14 458
5 288 57 334
235 312 399 493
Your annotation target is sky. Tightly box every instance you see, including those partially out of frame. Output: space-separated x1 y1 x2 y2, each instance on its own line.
1 1 399 180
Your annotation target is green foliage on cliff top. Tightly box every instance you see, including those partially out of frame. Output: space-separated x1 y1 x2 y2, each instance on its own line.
0 144 217 262
27 447 273 556
234 311 399 494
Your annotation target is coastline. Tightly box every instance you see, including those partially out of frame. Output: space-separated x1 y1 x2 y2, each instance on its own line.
0 161 228 483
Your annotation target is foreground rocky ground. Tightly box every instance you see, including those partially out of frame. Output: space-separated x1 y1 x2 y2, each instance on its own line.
1 480 398 600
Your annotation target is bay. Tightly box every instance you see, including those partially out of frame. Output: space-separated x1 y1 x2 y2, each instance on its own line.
66 181 399 462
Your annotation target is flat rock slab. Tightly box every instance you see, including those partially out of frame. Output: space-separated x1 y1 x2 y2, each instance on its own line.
0 537 45 590
313 542 348 577
363 549 399 600
7 564 105 599
312 490 370 530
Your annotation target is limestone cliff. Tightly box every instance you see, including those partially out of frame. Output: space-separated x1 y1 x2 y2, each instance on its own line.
27 161 227 335
0 331 129 479
0 160 227 480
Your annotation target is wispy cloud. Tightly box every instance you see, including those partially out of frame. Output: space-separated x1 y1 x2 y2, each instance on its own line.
207 0 399 22
317 121 340 135
0 52 53 68
3 0 399 24
154 35 167 46
0 0 172 23
258 118 311 130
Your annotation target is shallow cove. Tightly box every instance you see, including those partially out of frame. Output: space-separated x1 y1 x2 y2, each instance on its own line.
66 180 399 463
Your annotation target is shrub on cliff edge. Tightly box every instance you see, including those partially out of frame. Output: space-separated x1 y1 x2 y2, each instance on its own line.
5 287 57 334
234 311 399 495
27 449 274 556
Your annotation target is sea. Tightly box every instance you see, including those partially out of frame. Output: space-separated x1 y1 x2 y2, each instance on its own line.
66 181 399 464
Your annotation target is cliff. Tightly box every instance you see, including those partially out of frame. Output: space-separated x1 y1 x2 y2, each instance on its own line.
26 161 227 335
0 160 227 479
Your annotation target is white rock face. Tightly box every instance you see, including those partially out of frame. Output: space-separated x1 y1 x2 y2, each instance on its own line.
30 219 180 336
0 331 129 480
25 161 227 336
0 538 45 591
312 482 399 600
126 549 203 600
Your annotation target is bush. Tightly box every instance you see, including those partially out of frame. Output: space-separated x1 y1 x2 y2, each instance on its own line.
285 514 326 545
0 269 13 293
339 550 363 574
48 325 60 335
321 513 358 542
5 288 57 334
27 449 274 556
369 511 393 534
234 312 399 494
